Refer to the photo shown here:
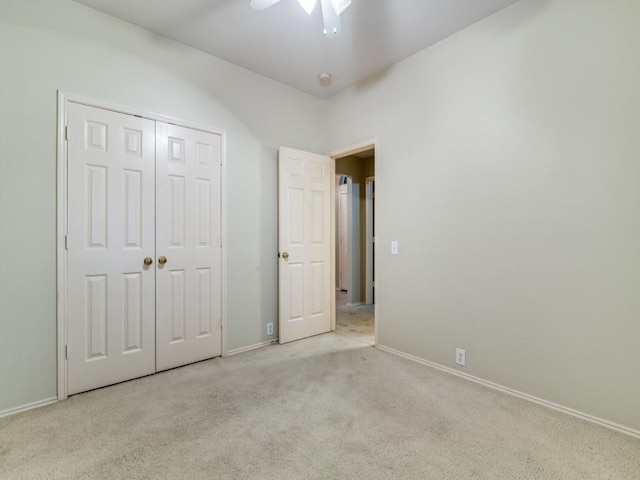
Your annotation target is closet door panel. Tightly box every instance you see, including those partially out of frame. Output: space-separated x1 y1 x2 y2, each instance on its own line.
156 123 222 371
66 103 156 395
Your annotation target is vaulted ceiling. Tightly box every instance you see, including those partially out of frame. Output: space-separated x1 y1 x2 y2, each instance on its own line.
73 0 521 98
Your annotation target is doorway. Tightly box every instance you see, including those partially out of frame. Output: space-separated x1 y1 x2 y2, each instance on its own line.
334 148 375 345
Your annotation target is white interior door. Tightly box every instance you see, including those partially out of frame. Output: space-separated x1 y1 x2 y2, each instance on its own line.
338 183 348 291
66 103 156 395
278 147 333 344
155 123 222 371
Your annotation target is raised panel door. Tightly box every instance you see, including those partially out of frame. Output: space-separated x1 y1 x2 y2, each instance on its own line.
278 147 333 344
155 123 222 371
66 103 156 395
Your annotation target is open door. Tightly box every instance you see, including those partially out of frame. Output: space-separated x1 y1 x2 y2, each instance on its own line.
278 147 333 344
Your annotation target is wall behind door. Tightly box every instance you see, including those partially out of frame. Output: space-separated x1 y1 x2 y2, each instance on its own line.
0 0 325 414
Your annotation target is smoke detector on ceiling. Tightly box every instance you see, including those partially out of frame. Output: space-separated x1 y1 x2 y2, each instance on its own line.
319 73 332 87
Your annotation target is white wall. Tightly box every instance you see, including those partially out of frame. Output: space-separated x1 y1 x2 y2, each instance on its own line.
326 0 640 432
0 0 325 413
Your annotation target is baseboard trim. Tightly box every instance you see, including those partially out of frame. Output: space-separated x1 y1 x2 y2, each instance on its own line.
376 344 640 440
346 302 362 307
0 397 57 419
225 340 276 357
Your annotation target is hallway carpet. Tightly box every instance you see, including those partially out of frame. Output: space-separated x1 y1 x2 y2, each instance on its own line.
1 333 639 479
336 303 375 344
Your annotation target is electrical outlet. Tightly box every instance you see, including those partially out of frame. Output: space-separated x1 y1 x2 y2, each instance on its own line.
267 322 274 336
455 348 466 366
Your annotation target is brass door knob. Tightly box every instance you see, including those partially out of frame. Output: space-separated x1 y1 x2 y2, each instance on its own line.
144 257 153 266
282 252 289 259
158 256 168 265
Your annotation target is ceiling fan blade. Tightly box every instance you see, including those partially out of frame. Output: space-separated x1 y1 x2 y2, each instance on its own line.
297 0 318 15
331 0 351 16
250 0 282 10
320 0 341 38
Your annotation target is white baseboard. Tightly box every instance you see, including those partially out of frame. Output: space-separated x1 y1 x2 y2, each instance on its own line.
376 344 640 440
0 397 57 419
346 302 362 307
225 340 276 357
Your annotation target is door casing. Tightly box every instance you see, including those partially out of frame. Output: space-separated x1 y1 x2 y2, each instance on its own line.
56 91 228 400
329 140 378 345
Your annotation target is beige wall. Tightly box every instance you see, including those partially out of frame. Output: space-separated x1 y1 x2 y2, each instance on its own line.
0 0 325 414
327 0 640 432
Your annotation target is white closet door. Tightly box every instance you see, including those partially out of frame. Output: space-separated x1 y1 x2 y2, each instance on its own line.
155 123 222 371
67 103 156 395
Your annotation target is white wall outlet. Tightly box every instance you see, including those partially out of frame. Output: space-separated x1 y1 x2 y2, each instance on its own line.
455 348 466 366
267 322 274 336
391 240 399 255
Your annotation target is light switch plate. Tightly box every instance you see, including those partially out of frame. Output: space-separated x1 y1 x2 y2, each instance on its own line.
391 241 399 255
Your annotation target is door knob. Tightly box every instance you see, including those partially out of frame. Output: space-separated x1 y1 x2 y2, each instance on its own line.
144 257 153 266
282 252 289 259
158 256 168 265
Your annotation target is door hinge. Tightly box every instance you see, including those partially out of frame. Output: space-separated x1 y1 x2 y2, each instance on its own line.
372 281 375 288
64 235 68 250
372 236 376 243
65 345 69 360
65 126 69 141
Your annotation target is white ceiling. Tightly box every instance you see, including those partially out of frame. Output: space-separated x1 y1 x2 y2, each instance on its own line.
73 0 521 98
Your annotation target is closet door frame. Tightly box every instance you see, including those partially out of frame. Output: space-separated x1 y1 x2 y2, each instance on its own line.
56 91 228 400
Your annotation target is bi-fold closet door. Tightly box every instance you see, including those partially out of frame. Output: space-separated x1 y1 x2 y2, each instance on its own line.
66 102 222 396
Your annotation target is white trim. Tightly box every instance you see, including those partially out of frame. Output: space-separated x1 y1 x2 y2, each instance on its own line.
226 340 276 357
0 397 57 419
330 160 337 331
56 90 227 399
220 130 229 357
365 176 375 305
58 91 225 134
346 302 362 307
328 139 378 159
377 344 640 440
56 91 68 401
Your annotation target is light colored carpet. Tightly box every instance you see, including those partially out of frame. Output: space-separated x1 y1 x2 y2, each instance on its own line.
1 332 639 479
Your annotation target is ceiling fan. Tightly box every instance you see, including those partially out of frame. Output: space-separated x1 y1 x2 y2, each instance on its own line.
250 0 352 38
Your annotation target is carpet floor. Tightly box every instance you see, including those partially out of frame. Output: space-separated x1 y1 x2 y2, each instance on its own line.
1 331 638 479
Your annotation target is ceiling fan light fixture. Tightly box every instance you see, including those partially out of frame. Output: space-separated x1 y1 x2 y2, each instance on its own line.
297 0 318 15
320 0 341 38
250 0 349 37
